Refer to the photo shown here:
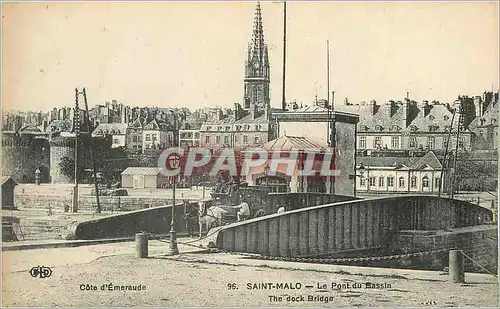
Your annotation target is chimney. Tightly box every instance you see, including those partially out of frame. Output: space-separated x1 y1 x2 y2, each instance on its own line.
388 100 396 117
402 99 409 128
423 100 432 117
344 97 349 105
474 96 482 117
234 103 242 121
370 100 377 116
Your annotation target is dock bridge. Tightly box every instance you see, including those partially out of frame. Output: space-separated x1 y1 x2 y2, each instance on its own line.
211 195 494 258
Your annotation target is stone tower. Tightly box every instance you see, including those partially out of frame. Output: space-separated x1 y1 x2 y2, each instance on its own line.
49 136 75 184
243 2 270 111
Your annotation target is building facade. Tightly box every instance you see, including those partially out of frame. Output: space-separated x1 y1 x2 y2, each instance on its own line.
92 123 128 148
272 106 359 196
356 151 444 193
337 99 473 153
142 119 173 152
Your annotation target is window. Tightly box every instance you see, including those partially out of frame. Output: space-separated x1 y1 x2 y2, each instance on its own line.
244 125 250 130
411 176 417 188
410 125 418 132
422 176 429 188
254 136 261 144
369 177 376 187
145 134 151 141
243 135 248 144
217 126 222 131
132 136 138 142
458 136 465 148
435 177 440 188
205 136 210 144
428 125 437 132
444 115 449 121
252 88 259 103
236 125 241 131
399 177 405 188
152 134 157 142
387 177 394 187
359 136 366 149
360 177 366 186
427 137 435 150
409 137 416 148
194 133 200 139
256 125 261 131
113 139 119 144
375 125 383 131
442 139 448 149
378 177 385 187
391 136 400 149
224 135 229 144
392 125 400 131
145 144 150 149
216 136 221 143
206 126 212 131
374 137 382 148
429 115 435 120
225 126 230 131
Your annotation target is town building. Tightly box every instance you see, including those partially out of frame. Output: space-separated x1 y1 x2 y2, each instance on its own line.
142 119 173 152
272 107 359 196
336 98 473 154
127 118 144 153
178 115 203 148
92 123 128 148
244 135 329 194
121 167 169 189
469 91 499 150
356 151 444 194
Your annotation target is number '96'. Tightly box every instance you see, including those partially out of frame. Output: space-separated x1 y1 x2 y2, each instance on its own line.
227 283 237 290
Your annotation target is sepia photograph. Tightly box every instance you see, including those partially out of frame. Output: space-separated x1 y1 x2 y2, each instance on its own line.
1 0 499 307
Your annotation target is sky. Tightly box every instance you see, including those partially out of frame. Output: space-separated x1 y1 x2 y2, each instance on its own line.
2 1 499 112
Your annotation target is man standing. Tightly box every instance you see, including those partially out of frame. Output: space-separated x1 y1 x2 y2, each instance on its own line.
234 199 250 221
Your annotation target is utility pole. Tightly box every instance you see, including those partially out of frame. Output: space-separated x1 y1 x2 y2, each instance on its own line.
72 88 80 213
451 102 465 199
438 106 457 197
82 88 101 213
281 0 287 111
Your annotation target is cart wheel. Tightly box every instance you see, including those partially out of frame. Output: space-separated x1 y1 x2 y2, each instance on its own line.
253 209 267 218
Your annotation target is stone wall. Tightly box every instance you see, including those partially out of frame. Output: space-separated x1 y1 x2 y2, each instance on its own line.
392 225 498 274
73 203 190 239
14 194 171 212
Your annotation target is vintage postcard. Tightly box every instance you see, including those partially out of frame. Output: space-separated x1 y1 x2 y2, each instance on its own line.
1 1 499 307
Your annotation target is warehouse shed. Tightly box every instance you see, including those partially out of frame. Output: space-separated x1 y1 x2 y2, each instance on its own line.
121 167 168 189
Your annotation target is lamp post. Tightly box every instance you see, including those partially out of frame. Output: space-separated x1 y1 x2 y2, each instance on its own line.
355 163 365 197
166 111 181 256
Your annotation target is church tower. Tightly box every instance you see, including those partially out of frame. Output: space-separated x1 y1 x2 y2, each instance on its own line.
243 2 270 111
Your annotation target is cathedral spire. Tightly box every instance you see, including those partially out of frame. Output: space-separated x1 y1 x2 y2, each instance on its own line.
252 2 265 64
243 1 270 110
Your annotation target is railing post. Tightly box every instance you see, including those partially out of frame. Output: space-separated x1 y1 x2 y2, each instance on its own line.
449 249 465 283
135 232 148 258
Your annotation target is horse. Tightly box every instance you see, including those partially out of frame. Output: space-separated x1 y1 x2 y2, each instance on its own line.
197 200 228 238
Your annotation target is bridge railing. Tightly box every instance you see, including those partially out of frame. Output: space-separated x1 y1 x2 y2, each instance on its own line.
214 195 494 257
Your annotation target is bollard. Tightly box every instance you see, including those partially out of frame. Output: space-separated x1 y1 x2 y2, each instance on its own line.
135 233 148 258
449 249 465 283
